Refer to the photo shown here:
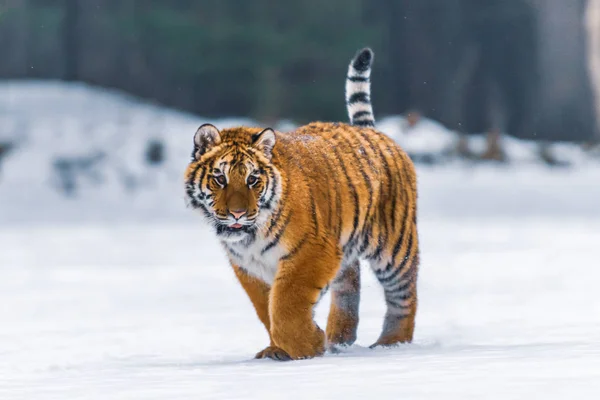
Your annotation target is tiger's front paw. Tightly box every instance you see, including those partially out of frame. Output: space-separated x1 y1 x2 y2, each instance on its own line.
271 324 326 360
255 345 292 361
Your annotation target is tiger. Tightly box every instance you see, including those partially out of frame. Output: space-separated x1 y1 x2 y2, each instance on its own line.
184 48 419 361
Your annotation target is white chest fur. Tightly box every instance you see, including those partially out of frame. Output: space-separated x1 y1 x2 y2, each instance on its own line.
225 236 285 286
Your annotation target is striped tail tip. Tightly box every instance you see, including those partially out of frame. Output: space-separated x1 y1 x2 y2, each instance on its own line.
346 48 375 127
352 48 373 72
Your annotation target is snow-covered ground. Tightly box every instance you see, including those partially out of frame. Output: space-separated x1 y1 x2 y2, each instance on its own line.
1 81 600 399
2 217 600 399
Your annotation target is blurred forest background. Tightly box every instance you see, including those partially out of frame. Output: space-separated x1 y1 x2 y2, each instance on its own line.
1 0 600 144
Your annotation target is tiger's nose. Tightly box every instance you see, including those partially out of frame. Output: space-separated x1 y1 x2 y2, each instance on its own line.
230 209 247 220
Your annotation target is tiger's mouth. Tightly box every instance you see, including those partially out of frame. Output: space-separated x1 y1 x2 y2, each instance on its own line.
216 223 256 237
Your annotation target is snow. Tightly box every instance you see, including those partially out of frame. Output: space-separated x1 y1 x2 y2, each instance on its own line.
378 114 599 166
3 218 600 399
1 81 600 399
379 115 457 156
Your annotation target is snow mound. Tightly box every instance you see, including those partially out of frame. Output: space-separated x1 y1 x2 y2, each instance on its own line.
0 81 257 224
377 115 597 166
1 80 599 225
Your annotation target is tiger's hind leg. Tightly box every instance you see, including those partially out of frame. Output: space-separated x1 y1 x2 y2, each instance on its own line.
326 260 361 350
371 252 419 348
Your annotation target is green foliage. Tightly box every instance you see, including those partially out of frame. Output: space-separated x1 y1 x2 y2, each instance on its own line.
104 0 379 122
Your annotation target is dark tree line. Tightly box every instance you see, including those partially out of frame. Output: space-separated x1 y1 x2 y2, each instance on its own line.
0 0 598 141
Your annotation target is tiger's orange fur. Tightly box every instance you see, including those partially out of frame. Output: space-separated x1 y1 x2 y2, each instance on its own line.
184 48 419 360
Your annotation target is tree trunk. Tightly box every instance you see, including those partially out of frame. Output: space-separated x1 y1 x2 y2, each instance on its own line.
532 0 598 141
586 0 600 141
63 0 79 81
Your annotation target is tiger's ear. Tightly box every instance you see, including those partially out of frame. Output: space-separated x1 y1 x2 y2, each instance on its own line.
193 124 221 160
252 128 276 159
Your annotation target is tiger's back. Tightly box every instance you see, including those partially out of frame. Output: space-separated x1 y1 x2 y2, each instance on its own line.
274 121 417 268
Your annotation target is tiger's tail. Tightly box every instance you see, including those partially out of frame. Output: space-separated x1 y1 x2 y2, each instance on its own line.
346 48 375 127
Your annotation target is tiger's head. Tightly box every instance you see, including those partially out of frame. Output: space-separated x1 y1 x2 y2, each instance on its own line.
185 124 282 243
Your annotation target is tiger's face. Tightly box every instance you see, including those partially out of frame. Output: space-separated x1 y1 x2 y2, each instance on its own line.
185 124 281 243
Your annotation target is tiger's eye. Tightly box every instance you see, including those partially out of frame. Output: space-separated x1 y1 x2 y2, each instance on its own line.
247 175 258 186
215 175 227 186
